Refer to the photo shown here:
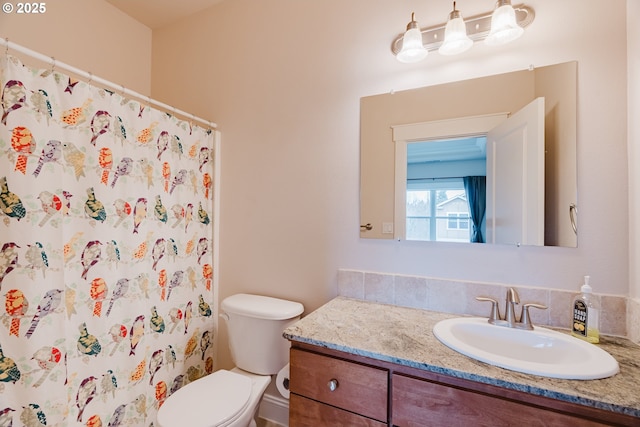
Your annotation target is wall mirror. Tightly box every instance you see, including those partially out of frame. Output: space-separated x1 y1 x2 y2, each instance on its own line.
360 61 577 247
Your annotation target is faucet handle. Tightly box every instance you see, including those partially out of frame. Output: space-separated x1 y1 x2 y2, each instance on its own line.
476 297 501 322
519 303 548 330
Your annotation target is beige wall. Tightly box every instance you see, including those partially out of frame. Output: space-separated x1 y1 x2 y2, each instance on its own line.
628 0 640 299
0 0 632 368
534 62 578 247
628 0 640 342
152 0 629 369
0 0 152 94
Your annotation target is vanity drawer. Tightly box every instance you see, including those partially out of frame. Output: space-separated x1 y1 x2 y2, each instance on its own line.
392 374 609 427
290 394 387 427
290 348 388 422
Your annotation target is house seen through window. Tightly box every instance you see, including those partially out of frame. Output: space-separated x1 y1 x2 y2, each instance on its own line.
406 179 471 242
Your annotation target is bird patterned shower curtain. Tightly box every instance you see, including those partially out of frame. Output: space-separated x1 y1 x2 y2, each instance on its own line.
0 54 216 427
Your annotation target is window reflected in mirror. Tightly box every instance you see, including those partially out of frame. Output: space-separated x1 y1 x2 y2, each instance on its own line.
406 136 487 242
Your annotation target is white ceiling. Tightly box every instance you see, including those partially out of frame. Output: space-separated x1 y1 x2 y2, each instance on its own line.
106 0 225 29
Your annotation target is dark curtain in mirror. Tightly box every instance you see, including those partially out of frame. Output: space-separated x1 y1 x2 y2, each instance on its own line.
463 176 486 243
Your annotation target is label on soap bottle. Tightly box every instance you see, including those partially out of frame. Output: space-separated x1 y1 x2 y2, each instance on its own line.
572 300 587 337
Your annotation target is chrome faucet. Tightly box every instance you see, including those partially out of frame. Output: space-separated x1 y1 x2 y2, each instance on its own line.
476 287 547 330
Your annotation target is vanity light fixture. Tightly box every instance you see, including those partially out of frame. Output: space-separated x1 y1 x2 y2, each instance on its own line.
391 1 534 63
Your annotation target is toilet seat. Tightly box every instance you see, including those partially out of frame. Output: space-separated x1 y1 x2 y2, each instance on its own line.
157 370 252 427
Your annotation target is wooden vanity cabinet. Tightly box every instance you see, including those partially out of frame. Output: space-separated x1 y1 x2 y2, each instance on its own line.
289 342 638 427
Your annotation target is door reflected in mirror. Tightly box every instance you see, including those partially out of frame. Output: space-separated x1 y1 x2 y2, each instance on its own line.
393 104 546 247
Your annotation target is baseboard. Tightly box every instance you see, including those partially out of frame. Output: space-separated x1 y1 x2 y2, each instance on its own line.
258 392 289 427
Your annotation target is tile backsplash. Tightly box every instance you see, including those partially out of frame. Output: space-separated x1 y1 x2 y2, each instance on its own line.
629 298 640 344
337 269 638 341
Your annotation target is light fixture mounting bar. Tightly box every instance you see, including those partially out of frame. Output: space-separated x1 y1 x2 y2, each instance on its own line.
391 4 534 55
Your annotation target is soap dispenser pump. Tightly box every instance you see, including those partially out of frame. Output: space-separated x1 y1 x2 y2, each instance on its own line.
571 276 600 343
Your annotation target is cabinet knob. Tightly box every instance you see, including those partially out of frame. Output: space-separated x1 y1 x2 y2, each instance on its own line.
327 379 339 392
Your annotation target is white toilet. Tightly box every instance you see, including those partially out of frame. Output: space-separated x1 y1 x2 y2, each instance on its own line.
157 293 304 427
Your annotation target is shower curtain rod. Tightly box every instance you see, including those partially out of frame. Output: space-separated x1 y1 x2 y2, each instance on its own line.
1 38 217 129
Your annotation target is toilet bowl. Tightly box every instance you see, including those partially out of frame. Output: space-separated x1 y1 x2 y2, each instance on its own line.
156 368 270 427
156 294 304 427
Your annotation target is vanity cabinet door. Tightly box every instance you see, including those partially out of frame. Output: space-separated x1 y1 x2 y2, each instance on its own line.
290 348 388 423
391 374 609 427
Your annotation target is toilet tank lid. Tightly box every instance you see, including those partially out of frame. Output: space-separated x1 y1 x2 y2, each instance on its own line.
222 294 304 320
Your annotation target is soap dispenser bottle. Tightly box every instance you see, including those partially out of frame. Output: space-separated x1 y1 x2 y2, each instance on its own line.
571 276 600 343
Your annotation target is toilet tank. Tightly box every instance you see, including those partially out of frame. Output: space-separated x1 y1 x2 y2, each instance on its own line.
221 294 304 375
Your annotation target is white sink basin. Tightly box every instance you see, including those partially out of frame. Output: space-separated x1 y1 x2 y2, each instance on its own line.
432 317 619 380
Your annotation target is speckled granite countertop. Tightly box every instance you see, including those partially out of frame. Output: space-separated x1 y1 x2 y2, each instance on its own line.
283 297 640 418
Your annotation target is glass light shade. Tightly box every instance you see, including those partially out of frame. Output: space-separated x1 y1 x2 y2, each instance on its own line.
485 3 524 46
438 15 473 56
397 24 428 63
